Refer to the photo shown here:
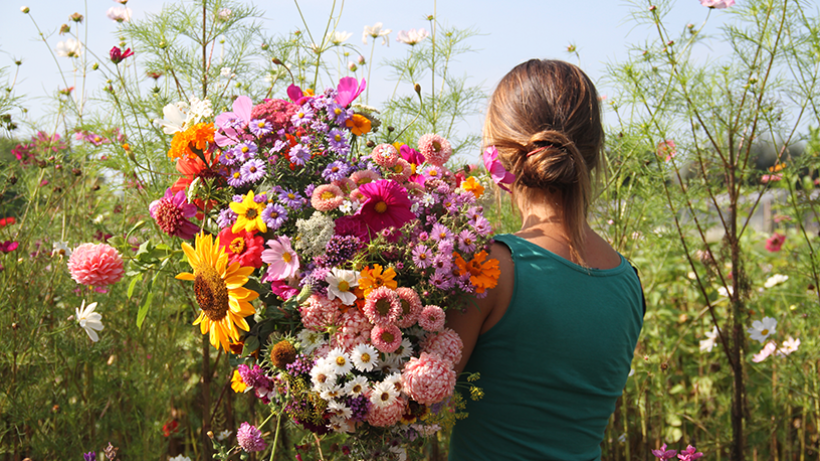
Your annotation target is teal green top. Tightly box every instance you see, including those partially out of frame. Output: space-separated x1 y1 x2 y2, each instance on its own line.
448 234 644 461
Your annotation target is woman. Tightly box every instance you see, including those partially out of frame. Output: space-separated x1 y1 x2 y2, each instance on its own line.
447 59 644 461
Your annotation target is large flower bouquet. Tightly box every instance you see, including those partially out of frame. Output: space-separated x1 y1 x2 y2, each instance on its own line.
151 76 499 458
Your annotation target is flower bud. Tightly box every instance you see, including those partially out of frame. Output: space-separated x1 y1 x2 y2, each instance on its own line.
207 431 214 439
92 62 99 70
347 62 357 71
261 43 269 50
20 6 30 13
69 12 83 22
59 24 70 35
414 83 421 94
649 5 656 11
357 55 365 65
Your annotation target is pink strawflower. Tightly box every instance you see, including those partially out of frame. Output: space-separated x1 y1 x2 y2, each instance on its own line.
417 133 452 167
67 243 124 287
395 287 422 328
350 169 380 186
217 227 264 268
261 236 300 279
700 0 734 8
370 143 399 168
311 184 345 212
365 393 406 427
357 180 415 234
422 328 463 365
236 422 267 452
482 146 515 192
371 324 402 353
362 286 401 326
765 232 786 252
677 445 704 461
390 158 413 182
332 177 356 194
651 444 678 460
418 305 445 332
300 294 341 331
402 352 456 405
149 188 199 240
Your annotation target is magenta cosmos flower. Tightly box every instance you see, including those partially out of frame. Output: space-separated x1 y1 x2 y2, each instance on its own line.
335 77 366 107
356 180 415 234
149 188 200 240
214 95 252 147
261 236 300 280
651 444 677 460
700 0 734 8
765 232 786 252
67 243 124 287
482 146 515 192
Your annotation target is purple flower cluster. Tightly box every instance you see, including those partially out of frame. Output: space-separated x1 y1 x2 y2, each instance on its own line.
285 353 313 376
347 394 371 422
318 235 363 268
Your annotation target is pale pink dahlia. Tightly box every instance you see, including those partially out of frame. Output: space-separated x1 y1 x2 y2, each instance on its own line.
365 393 407 427
311 184 345 212
370 143 399 168
332 309 372 352
417 133 452 167
371 324 402 353
67 243 124 287
402 352 456 405
395 287 423 328
418 305 445 332
148 188 199 240
236 421 267 452
421 328 463 365
300 294 342 331
362 286 401 325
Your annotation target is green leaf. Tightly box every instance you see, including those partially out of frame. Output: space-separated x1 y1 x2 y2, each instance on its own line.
137 291 153 329
241 335 260 357
127 273 144 299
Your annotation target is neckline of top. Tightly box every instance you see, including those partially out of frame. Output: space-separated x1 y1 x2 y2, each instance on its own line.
495 233 629 277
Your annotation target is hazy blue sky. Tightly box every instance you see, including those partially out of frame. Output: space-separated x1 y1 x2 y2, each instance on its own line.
1 0 737 140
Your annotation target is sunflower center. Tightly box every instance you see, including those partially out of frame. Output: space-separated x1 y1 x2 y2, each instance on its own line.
375 298 392 316
338 280 350 292
374 201 388 213
361 353 370 362
193 266 230 321
283 252 292 263
229 237 245 255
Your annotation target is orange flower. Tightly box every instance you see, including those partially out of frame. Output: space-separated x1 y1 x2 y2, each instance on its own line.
345 114 372 136
455 250 500 294
168 122 215 160
171 149 218 193
461 176 485 199
358 264 397 296
768 162 786 173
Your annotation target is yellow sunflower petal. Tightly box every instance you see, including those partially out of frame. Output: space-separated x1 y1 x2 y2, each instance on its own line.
176 272 195 281
181 242 199 267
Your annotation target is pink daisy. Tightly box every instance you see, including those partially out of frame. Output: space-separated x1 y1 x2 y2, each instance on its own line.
300 294 342 331
421 328 463 365
395 287 423 328
311 184 345 212
389 158 413 182
362 286 402 326
148 188 200 240
261 236 300 280
418 305 445 332
67 243 124 287
371 324 402 353
357 180 415 234
417 133 452 167
370 143 399 168
350 170 380 186
365 393 406 427
402 352 456 405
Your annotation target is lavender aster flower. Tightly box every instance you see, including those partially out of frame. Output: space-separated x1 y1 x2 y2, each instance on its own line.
311 119 329 133
327 128 350 155
237 422 267 452
473 216 493 236
291 104 315 127
220 147 240 166
249 118 272 137
430 271 455 290
290 144 311 166
327 103 352 125
411 244 432 269
262 203 288 230
83 452 96 461
322 160 351 182
217 208 237 229
278 188 304 208
430 222 454 242
272 139 288 153
240 158 266 183
234 141 258 162
226 168 246 187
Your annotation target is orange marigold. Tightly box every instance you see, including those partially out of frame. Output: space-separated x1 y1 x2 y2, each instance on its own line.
454 250 500 294
168 122 215 160
358 264 397 296
461 176 485 199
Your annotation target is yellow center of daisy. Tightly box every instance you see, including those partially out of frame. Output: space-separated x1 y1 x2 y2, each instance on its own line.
233 172 241 179
298 112 305 118
338 280 350 292
361 353 370 362
334 134 342 142
283 252 292 263
336 356 346 366
375 201 388 213
257 121 265 128
241 146 249 153
352 383 362 393
193 266 229 321
334 108 342 115
321 191 336 200
418 253 426 260
288 193 296 199
229 237 245 255
430 170 438 177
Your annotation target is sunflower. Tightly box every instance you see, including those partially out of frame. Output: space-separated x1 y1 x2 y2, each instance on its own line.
176 232 258 352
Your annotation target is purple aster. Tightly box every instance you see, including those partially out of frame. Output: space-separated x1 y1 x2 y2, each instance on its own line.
240 158 266 183
291 104 315 127
249 118 272 137
465 206 483 223
326 128 350 155
311 119 329 133
304 184 316 198
431 252 453 272
418 231 430 242
220 147 240 166
83 452 96 461
148 188 200 240
262 203 288 230
217 208 237 229
411 243 432 269
254 192 268 203
437 238 455 255
272 139 288 152
430 222 454 242
278 188 304 208
234 142 258 162
326 103 352 125
290 143 311 166
430 271 455 290
237 422 267 452
322 160 351 182
473 216 493 236
226 168 246 187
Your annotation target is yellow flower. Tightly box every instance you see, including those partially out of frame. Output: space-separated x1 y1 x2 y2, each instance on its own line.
176 233 258 352
231 369 247 393
229 190 267 234
358 264 397 296
345 114 372 136
461 176 485 199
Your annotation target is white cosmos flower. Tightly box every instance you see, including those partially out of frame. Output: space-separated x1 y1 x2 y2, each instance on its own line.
699 326 719 353
325 268 359 305
389 446 407 461
76 300 103 342
370 380 398 408
327 347 353 375
747 316 777 344
777 336 800 356
764 274 789 288
106 6 132 22
752 341 777 363
297 329 323 354
155 96 213 135
327 30 352 45
215 429 232 442
396 28 429 45
343 375 369 396
362 22 391 46
169 456 192 461
56 39 83 58
351 343 378 372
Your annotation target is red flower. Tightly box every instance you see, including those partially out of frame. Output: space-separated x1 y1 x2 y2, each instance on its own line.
162 419 179 437
109 46 134 65
765 232 786 252
217 227 264 268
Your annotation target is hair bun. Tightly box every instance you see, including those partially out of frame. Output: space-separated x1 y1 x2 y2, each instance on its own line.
520 130 584 187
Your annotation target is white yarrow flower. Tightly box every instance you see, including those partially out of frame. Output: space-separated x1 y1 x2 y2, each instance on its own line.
216 429 232 442
56 39 83 58
169 456 192 461
326 269 359 305
764 274 789 288
747 316 777 344
350 343 379 372
699 326 719 353
362 22 391 46
76 300 103 342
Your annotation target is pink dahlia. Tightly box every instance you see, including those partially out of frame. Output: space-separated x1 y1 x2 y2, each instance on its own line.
371 324 402 353
300 294 342 331
365 393 406 427
362 286 402 326
421 328 463 365
402 352 456 405
418 305 445 332
148 188 199 240
357 180 415 234
236 421 267 452
217 227 264 268
311 184 345 212
417 133 452 167
67 243 124 287
370 143 399 168
395 287 423 328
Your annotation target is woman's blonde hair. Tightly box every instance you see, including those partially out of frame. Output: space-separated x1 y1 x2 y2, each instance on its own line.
484 59 604 265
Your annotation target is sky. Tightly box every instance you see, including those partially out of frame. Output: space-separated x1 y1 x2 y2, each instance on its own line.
0 0 742 144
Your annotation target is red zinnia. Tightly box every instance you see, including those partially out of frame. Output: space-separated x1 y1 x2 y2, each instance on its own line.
217 227 264 268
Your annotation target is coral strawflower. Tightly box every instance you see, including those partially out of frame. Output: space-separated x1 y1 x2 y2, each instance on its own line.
358 264 398 296
176 233 258 352
454 250 500 294
230 190 267 234
345 114 371 136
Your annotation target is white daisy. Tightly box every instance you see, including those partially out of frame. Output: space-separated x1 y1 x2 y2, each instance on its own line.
376 354 402 375
319 383 345 400
169 456 192 461
777 336 800 356
747 317 777 344
310 361 337 389
328 415 355 433
325 269 359 306
327 347 353 375
216 429 232 442
699 326 719 353
343 376 369 396
370 380 398 408
350 344 379 372
297 329 324 354
764 274 789 288
383 372 404 395
76 300 103 342
327 400 353 419
52 241 72 258
392 338 414 361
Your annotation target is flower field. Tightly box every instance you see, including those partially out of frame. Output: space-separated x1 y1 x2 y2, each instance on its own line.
1 1 820 460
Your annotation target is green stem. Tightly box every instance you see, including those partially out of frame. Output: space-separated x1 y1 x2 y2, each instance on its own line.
269 411 282 461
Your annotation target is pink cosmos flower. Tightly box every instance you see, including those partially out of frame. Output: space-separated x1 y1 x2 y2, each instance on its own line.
371 324 402 353
677 445 704 461
417 133 452 167
0 241 19 253
651 444 678 460
109 46 134 64
149 188 199 240
236 422 267 452
267 278 300 300
261 236 300 280
395 287 423 328
67 243 124 287
335 215 370 241
214 95 252 147
402 352 456 405
700 0 734 8
752 341 777 363
760 174 782 184
765 232 786 252
421 328 463 365
311 184 345 212
335 77 366 107
657 139 677 162
286 84 314 105
482 146 515 192
357 180 415 234
362 286 402 326
418 305 445 332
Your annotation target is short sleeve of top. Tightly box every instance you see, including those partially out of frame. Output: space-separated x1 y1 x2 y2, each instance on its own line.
448 234 644 461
